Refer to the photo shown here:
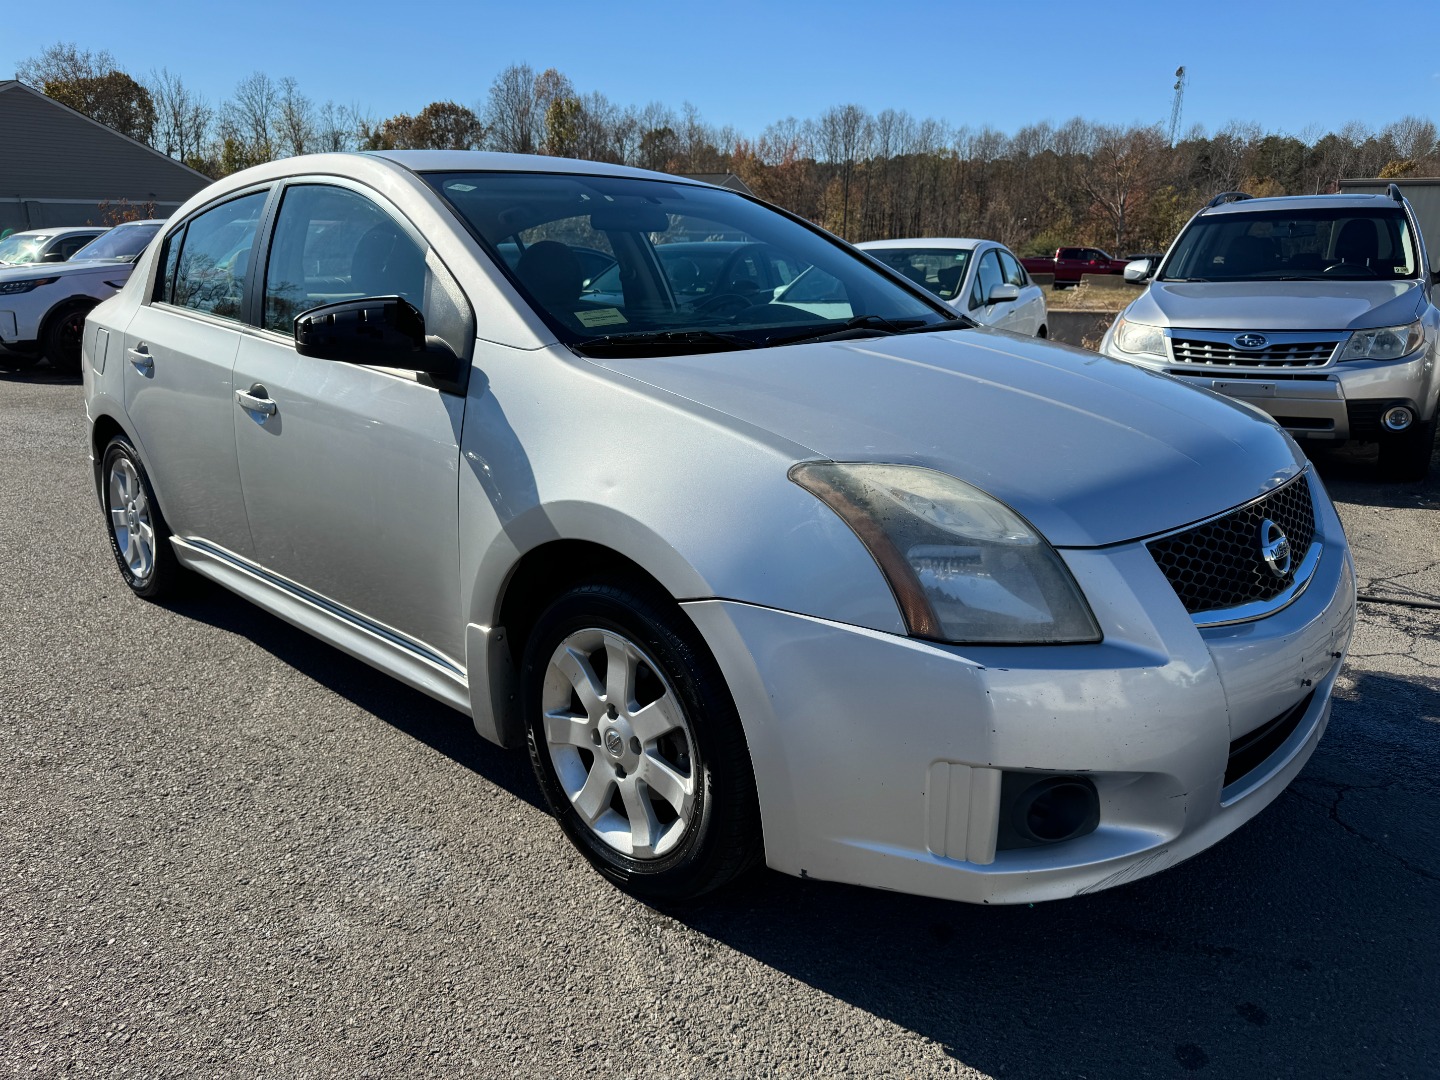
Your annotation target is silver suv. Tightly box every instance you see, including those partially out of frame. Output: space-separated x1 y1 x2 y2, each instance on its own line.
1102 186 1439 480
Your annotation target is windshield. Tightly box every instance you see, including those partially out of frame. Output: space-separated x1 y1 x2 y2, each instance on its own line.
1162 207 1418 282
864 247 974 300
425 171 955 354
72 222 162 263
0 234 49 265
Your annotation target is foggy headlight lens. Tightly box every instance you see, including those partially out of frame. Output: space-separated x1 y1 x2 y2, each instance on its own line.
1112 317 1167 357
791 463 1101 644
1336 321 1424 361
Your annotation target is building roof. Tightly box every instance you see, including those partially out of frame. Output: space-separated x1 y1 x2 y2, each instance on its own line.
0 80 211 203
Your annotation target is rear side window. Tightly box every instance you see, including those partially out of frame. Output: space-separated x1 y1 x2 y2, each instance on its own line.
162 193 268 321
262 184 428 334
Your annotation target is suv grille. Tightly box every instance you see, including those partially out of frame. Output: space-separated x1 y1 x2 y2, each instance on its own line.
1147 475 1316 616
1169 337 1339 367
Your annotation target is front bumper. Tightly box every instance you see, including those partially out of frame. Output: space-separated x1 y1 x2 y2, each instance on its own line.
1101 340 1436 442
683 474 1356 905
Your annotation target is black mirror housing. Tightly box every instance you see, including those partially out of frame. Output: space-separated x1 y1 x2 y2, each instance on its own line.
294 296 457 376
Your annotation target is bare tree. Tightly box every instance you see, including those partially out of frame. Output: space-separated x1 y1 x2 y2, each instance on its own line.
816 104 871 237
484 63 541 154
147 68 212 163
277 77 314 157
221 71 281 166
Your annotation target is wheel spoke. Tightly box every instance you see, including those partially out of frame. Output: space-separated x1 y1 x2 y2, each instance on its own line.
543 710 593 749
554 646 604 720
110 508 127 532
123 528 139 567
619 780 659 855
136 521 155 574
603 633 634 710
638 755 693 817
572 761 614 824
630 691 684 744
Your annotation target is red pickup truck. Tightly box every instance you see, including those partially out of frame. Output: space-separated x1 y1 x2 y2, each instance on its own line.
1020 247 1130 285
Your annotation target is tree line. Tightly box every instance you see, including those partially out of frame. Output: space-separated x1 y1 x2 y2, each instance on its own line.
17 42 1440 256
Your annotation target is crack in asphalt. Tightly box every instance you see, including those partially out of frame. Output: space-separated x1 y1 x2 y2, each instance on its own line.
1291 778 1440 885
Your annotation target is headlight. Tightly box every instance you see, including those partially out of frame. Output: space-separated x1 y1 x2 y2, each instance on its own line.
791 462 1101 644
1110 317 1167 357
1336 320 1425 361
0 277 59 296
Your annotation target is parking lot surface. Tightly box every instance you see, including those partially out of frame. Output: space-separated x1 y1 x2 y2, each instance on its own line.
2 372 1436 1078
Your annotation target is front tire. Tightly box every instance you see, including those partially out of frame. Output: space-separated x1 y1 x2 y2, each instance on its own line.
44 301 93 373
101 435 182 599
1378 417 1436 482
522 581 761 901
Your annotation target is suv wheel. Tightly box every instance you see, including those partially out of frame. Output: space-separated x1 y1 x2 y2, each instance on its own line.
44 301 94 373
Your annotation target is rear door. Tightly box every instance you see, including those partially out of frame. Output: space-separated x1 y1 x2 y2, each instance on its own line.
230 181 468 664
122 189 270 556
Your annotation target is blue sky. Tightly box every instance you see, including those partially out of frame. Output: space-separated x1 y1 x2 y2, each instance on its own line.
9 0 1440 141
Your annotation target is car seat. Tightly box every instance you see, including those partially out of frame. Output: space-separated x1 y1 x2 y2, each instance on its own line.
516 241 584 310
1332 219 1379 266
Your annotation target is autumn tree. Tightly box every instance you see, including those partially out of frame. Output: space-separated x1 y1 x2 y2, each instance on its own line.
20 44 157 143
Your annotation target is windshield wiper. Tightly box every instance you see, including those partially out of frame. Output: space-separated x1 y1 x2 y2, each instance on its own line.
571 328 758 357
766 314 967 348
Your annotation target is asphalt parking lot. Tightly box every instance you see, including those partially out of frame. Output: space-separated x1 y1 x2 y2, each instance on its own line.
2 371 1436 1079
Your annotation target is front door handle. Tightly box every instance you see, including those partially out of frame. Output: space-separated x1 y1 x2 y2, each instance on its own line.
126 345 153 374
235 387 278 418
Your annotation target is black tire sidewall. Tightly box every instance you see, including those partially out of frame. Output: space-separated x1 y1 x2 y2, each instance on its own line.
45 302 92 373
522 581 757 900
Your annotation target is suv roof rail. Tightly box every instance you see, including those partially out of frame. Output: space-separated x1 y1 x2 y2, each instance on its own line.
1388 182 1404 203
1206 191 1254 208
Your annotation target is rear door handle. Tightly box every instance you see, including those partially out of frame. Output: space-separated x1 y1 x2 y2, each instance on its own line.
235 387 278 418
126 345 153 374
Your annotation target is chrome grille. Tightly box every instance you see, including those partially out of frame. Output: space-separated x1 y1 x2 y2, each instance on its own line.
1147 475 1316 616
1169 337 1339 367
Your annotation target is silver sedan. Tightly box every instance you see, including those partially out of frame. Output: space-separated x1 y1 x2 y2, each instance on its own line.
82 152 1355 905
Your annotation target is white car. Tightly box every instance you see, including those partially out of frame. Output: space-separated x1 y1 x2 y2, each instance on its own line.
859 238 1048 337
0 226 108 267
0 219 164 372
82 152 1354 905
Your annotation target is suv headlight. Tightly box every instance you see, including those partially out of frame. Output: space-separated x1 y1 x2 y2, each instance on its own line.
1110 317 1167 358
791 462 1101 644
1336 320 1425 361
0 277 59 296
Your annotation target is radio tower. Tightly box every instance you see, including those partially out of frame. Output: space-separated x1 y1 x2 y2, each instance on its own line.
1168 66 1187 146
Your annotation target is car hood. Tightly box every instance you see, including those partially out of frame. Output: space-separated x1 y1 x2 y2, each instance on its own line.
0 258 127 281
594 329 1303 547
1129 279 1425 331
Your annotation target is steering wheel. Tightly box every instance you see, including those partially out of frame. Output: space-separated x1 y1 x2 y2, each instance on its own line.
1322 262 1378 278
691 291 756 317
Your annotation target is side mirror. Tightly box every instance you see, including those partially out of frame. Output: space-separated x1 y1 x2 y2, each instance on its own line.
40 250 67 263
294 296 457 376
1124 258 1154 283
987 283 1021 304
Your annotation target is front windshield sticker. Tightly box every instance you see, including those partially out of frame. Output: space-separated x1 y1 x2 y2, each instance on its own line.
575 308 627 328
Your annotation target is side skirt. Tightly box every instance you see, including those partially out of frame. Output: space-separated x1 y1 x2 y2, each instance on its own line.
170 537 473 717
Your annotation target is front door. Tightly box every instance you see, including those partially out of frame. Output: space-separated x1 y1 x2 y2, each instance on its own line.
231 182 466 664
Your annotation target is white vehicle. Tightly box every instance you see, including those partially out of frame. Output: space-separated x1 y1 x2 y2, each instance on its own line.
859 238 1048 337
0 220 163 372
0 226 107 267
83 152 1354 905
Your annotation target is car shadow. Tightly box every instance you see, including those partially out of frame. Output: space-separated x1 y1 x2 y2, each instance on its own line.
155 575 545 812
662 676 1439 1077
0 365 78 384
1308 440 1440 508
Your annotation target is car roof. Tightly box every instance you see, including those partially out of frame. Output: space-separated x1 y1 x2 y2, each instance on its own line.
1200 193 1404 216
3 226 106 239
857 238 988 250
370 149 710 187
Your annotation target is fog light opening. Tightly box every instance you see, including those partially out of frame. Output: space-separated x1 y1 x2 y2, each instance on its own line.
1013 777 1100 845
1382 405 1414 432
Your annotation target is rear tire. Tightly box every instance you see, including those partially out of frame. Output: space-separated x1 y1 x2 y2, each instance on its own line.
1378 417 1436 482
101 435 182 599
522 580 761 902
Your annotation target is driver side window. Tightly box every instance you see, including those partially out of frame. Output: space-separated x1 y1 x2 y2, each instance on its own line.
263 185 428 334
969 250 1004 310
